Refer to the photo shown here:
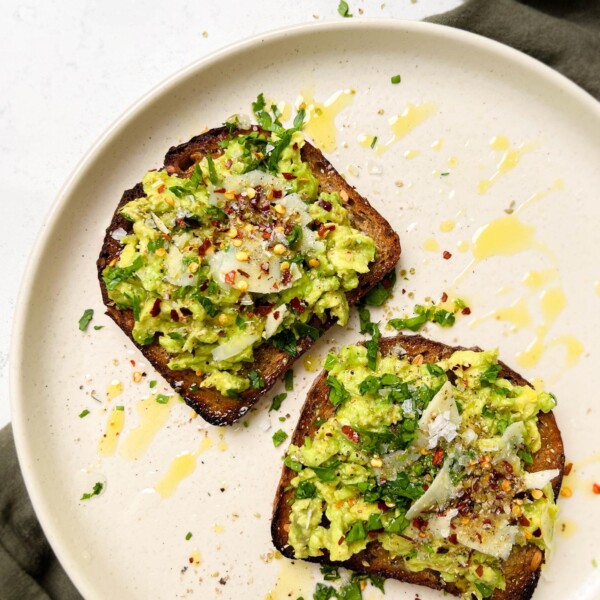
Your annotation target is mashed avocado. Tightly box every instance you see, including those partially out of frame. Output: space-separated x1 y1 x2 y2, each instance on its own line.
284 346 559 600
103 115 376 396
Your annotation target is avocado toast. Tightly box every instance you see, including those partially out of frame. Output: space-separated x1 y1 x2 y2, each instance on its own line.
97 113 400 425
272 334 564 599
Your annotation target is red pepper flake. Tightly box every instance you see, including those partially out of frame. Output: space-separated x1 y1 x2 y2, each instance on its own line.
198 239 212 256
254 304 273 317
170 309 180 322
273 311 280 319
272 189 282 199
282 269 292 286
317 224 327 238
225 159 232 169
341 425 360 444
260 261 270 274
317 199 332 211
448 533 458 544
176 218 188 228
442 250 452 260
533 528 542 538
412 517 427 531
157 184 166 194
214 188 226 194
377 501 388 511
225 270 236 285
593 483 600 495
518 515 530 527
150 298 162 317
180 307 192 316
432 447 445 466
475 565 484 577
440 292 448 302
262 230 272 240
282 172 296 180
200 281 208 291
564 462 573 476
338 535 345 545
237 269 250 278
130 359 136 367
461 307 471 315
289 297 305 314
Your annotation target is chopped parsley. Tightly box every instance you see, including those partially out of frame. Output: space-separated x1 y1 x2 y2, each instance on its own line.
155 394 169 404
185 531 193 541
391 74 401 84
78 409 90 418
269 393 287 412
78 308 94 331
272 429 288 447
284 369 294 391
337 0 352 17
364 269 396 306
248 370 265 389
80 482 103 501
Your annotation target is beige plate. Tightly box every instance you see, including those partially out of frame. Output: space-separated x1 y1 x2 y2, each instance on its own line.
11 20 600 600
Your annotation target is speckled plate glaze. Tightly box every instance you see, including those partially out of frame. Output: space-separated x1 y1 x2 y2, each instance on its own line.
11 20 600 600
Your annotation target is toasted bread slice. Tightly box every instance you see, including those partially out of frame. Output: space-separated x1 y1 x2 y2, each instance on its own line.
271 334 565 600
97 126 400 426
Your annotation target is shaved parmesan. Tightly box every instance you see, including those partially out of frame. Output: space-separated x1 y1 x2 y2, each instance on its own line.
164 246 198 287
418 382 461 449
263 305 288 339
151 211 170 235
211 333 259 362
456 516 518 560
428 508 459 539
522 469 559 490
406 463 455 519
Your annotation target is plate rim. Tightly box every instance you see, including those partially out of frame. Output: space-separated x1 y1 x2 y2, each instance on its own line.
9 18 600 598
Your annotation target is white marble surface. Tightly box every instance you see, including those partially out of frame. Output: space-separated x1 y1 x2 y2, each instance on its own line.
0 0 461 429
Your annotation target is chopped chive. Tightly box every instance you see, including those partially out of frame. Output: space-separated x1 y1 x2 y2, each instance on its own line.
185 532 193 541
149 380 157 388
79 409 90 418
391 74 401 84
78 308 94 331
370 136 378 149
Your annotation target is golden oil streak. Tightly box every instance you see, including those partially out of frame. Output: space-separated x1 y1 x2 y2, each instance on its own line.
120 394 174 461
98 408 125 456
300 89 355 153
377 102 436 154
154 435 213 498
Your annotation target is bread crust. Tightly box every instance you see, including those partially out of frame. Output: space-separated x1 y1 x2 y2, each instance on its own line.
97 126 401 425
271 334 565 600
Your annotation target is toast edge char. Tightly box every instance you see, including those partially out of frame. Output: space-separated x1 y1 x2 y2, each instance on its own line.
97 126 401 426
271 334 565 600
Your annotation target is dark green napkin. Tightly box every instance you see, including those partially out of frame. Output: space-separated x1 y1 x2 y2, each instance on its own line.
0 425 82 600
2 2 599 598
427 0 600 100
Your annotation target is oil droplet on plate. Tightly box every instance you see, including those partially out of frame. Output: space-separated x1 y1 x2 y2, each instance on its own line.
106 380 123 401
98 408 125 456
516 287 567 368
154 435 213 498
440 220 456 233
403 149 420 160
557 519 577 539
423 238 440 252
120 394 174 461
447 156 459 168
265 557 314 600
212 524 225 533
218 431 228 452
300 89 355 152
303 353 320 372
478 137 539 194
377 102 436 154
595 282 600 296
470 297 532 331
431 138 444 151
188 549 202 567
523 269 559 290
457 240 469 253
472 215 536 261
358 134 376 149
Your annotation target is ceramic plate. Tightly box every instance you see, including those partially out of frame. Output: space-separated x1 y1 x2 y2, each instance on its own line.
11 20 600 600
